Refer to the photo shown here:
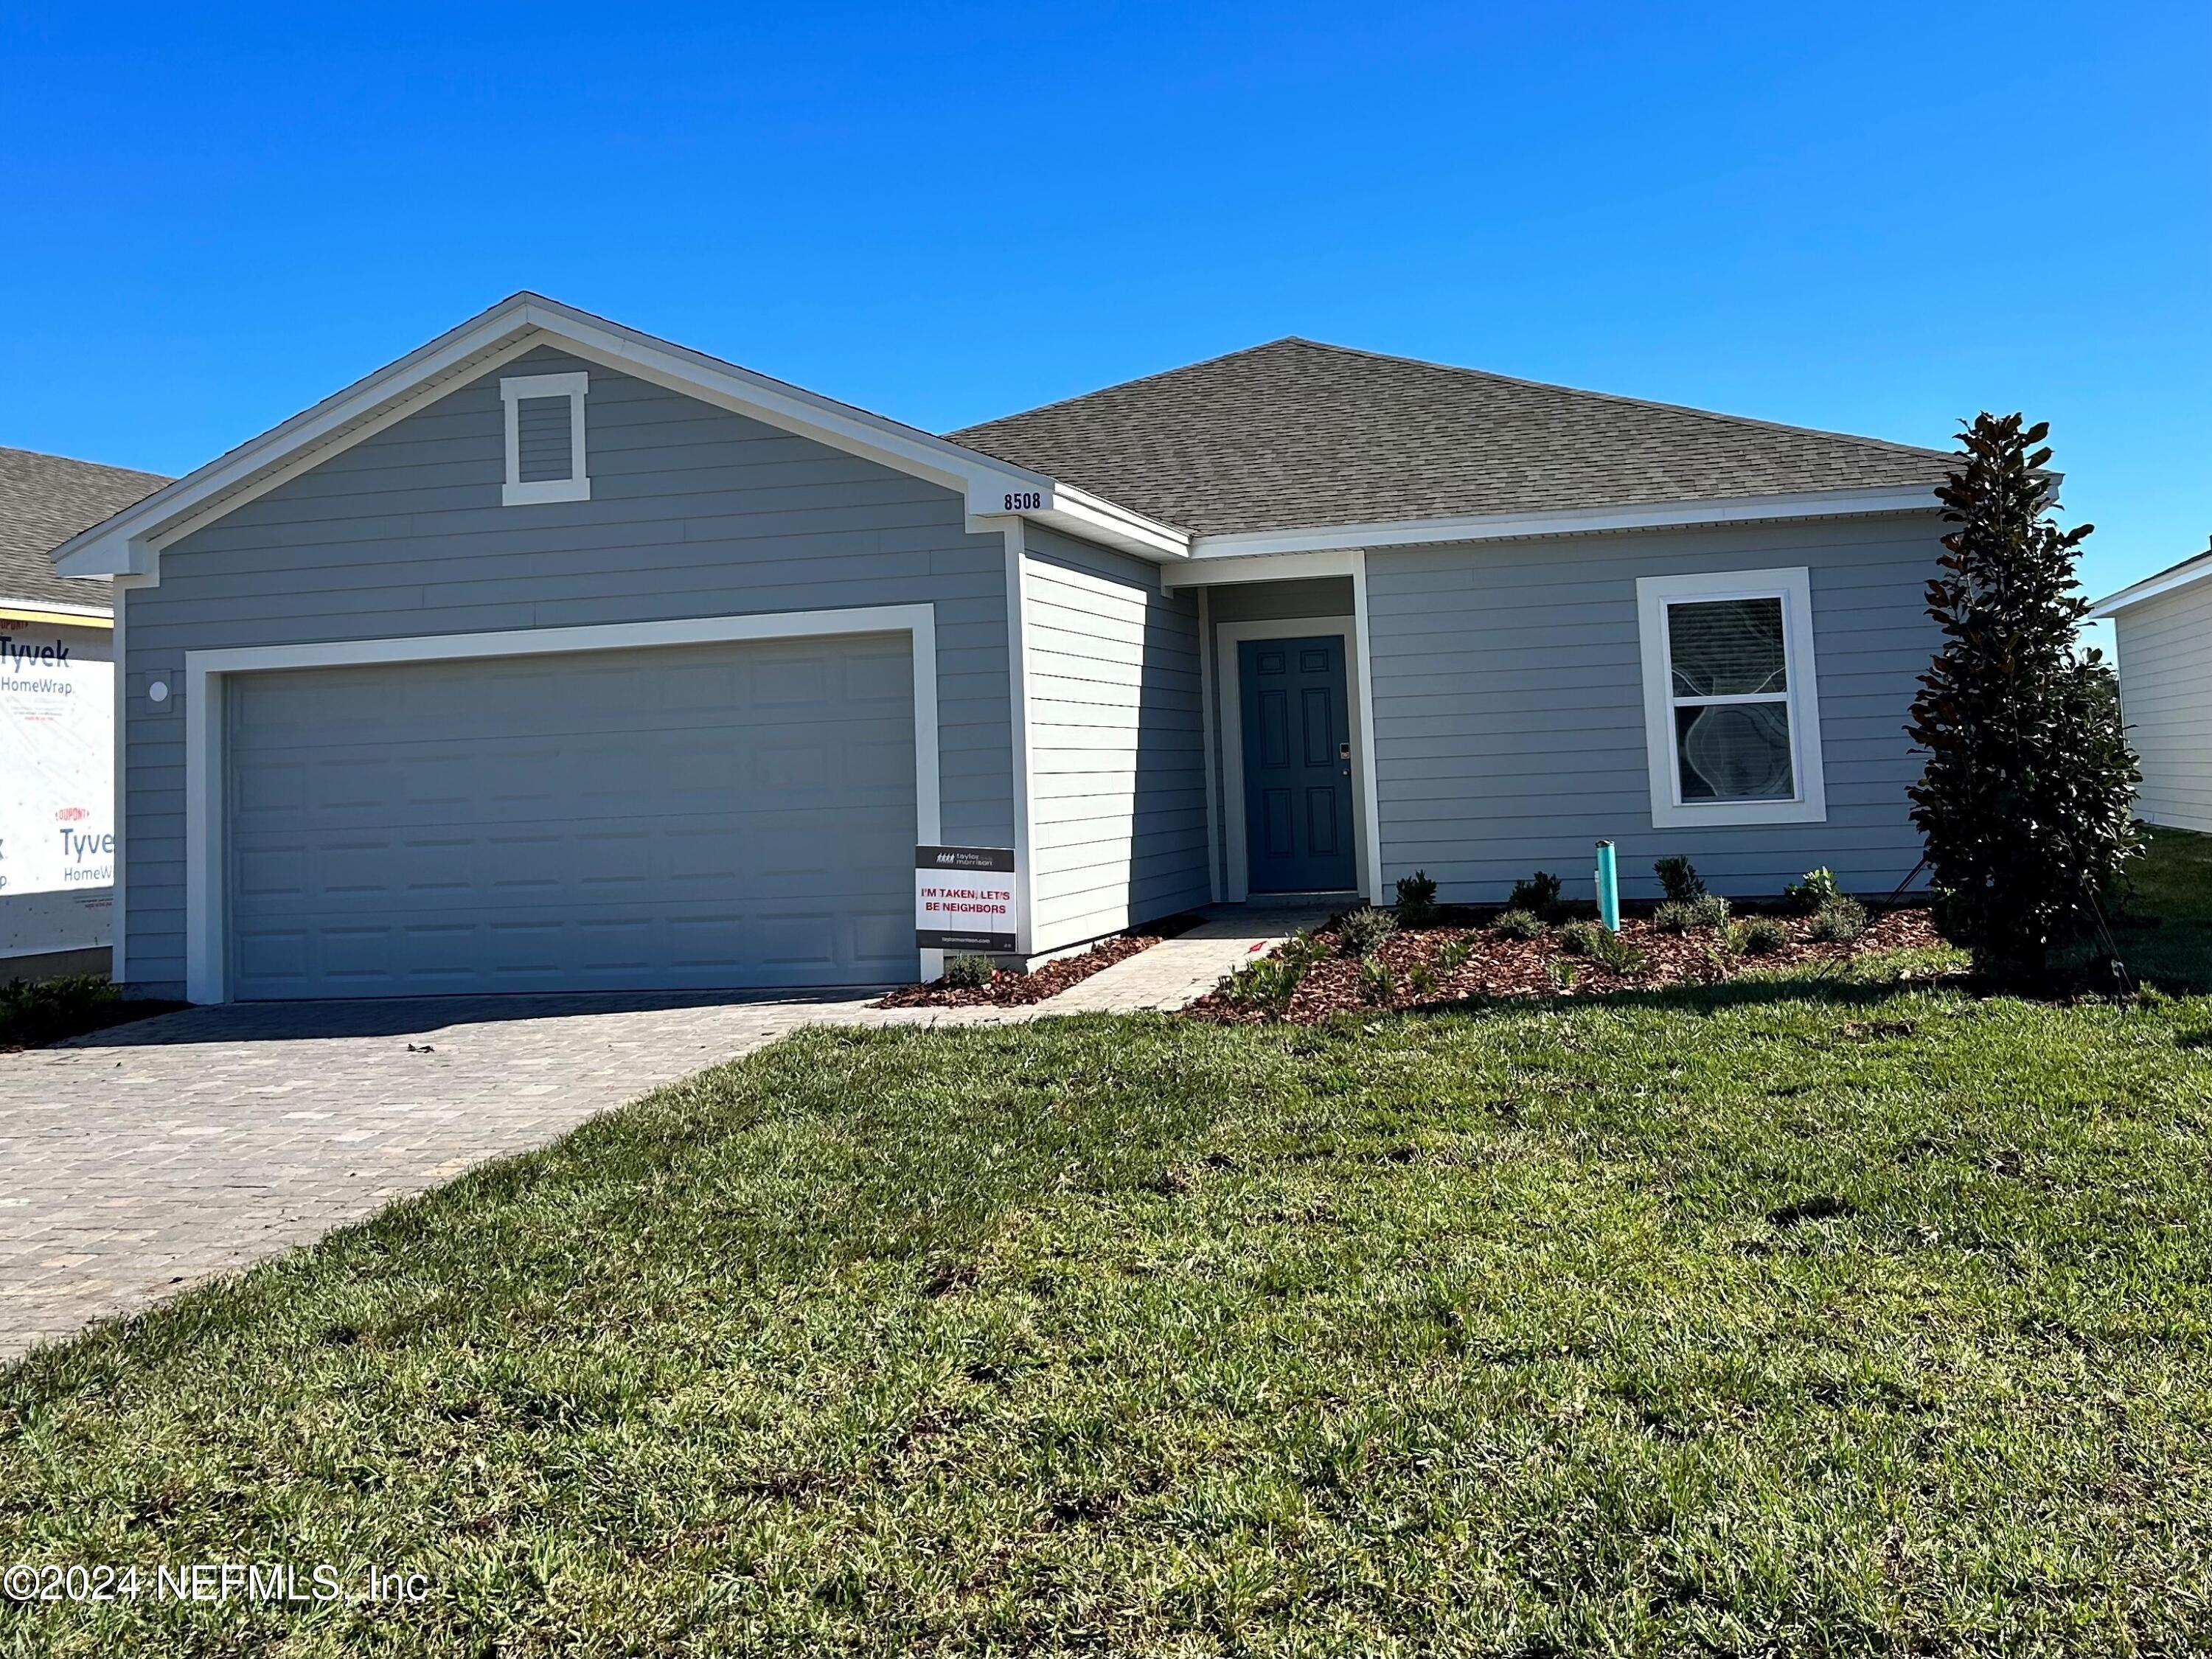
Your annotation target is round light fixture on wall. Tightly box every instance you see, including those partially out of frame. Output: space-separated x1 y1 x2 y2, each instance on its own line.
147 680 170 704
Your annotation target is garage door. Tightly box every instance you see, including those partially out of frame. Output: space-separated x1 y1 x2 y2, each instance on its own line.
225 633 918 998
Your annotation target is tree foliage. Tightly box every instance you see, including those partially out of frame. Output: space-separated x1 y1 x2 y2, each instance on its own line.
1907 413 2140 975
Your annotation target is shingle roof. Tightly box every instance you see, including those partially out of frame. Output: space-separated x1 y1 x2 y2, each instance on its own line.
0 446 168 611
947 337 1953 538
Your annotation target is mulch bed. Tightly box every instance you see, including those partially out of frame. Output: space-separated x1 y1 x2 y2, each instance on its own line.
1186 905 1946 1023
874 914 1206 1008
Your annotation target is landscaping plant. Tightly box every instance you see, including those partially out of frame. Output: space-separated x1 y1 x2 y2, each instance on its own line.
1688 892 1732 930
1810 897 1869 943
1491 908 1546 940
1394 869 1439 926
1653 855 1705 903
1908 412 2140 977
1557 920 1606 957
1355 956 1398 1006
943 954 998 990
1336 906 1399 957
1734 916 1789 956
1653 901 1697 935
1784 866 1843 914
1506 871 1563 919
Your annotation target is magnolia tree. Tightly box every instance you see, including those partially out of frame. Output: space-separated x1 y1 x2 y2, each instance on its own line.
1907 414 2139 977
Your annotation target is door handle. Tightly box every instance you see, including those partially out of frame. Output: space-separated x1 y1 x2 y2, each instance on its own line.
1339 740 1352 777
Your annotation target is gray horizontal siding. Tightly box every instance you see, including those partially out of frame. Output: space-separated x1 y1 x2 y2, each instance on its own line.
122 344 1014 993
1365 514 1945 902
1021 524 1208 950
2115 583 2212 832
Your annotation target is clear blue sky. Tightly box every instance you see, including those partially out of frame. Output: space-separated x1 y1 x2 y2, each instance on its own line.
4 1 2205 630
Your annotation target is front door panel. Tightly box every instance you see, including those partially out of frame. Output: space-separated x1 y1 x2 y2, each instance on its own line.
1239 635 1356 893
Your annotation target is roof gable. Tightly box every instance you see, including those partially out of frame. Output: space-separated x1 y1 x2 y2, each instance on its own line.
948 337 1952 539
52 293 1186 582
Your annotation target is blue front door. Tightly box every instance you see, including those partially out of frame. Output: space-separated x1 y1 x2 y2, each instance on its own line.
1239 635 1357 893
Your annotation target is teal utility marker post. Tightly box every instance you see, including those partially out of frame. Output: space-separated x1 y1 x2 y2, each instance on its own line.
1596 841 1621 932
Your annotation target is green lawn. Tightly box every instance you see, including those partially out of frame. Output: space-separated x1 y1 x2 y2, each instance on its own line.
2112 824 2212 992
6 966 2212 1654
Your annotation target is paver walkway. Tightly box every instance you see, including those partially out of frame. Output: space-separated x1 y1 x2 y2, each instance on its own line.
0 903 1335 1361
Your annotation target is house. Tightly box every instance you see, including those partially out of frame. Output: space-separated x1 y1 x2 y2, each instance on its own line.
52 294 1952 1004
0 446 167 976
2091 540 2212 833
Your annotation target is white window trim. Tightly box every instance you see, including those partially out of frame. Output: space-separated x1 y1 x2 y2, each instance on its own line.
1635 566 1828 829
500 371 590 505
181 604 941 1004
1213 615 1376 903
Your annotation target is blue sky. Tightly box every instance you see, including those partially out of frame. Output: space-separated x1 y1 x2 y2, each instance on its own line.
3 1 2205 631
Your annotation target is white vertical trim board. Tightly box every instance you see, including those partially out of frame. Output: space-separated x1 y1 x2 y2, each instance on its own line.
1213 616 1373 904
1633 566 1827 829
182 604 942 1004
1350 552 1385 903
111 577 137 983
1197 587 1222 903
1001 522 1035 961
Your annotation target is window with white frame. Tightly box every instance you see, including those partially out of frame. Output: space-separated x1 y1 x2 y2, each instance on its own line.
1634 566 1827 827
499 372 590 505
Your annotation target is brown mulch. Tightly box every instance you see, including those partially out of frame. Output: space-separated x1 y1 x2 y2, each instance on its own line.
1185 905 1947 1023
874 914 1206 1008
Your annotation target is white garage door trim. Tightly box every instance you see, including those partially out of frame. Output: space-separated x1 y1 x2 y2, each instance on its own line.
183 604 941 1004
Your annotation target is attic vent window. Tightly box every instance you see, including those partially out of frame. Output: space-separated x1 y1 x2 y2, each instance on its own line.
499 372 590 505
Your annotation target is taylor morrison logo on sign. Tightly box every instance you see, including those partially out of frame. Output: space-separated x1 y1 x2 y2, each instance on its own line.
914 846 1016 952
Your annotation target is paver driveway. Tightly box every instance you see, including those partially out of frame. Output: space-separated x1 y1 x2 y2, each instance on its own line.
0 905 1330 1364
0 991 918 1362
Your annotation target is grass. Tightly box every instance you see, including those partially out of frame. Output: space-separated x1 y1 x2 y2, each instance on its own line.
6 964 2212 1654
2110 824 2212 992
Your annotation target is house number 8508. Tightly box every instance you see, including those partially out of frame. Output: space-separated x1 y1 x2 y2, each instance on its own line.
1001 491 1043 512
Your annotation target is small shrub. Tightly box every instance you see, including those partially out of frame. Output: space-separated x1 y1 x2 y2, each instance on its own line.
1734 917 1789 956
0 974 123 1049
1784 867 1843 914
1337 907 1399 958
1394 870 1439 926
1405 963 1438 998
1653 856 1705 903
1492 908 1546 940
1591 931 1649 976
1546 958 1579 990
1433 937 1473 973
1225 952 1307 1013
942 954 998 990
1653 900 1697 935
1688 892 1732 930
1507 871 1564 919
1356 957 1398 1006
1809 897 1869 943
1557 920 1607 957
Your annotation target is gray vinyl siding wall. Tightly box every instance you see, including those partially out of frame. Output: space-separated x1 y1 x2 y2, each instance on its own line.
1365 513 1944 901
120 345 1015 995
1020 524 1208 950
2115 583 2212 833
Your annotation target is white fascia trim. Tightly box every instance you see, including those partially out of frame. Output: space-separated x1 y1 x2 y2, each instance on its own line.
1189 485 1945 561
1214 615 1374 905
2090 554 2212 619
181 603 941 1004
1635 568 1828 830
1161 548 1360 590
55 291 1178 577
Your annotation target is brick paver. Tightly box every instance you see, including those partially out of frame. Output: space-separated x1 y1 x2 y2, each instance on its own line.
0 905 1330 1362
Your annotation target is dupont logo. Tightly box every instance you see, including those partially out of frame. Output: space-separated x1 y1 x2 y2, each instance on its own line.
55 806 88 823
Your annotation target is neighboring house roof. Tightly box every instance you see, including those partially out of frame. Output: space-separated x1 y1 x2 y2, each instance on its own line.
0 445 167 613
2090 540 2212 618
948 337 1954 539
